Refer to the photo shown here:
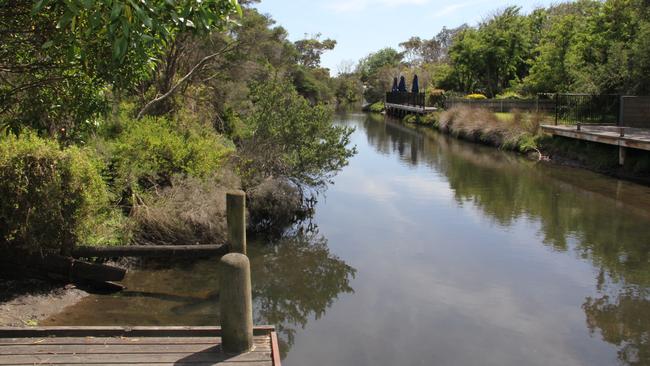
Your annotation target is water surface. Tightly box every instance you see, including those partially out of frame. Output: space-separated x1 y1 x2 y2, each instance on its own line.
46 113 650 366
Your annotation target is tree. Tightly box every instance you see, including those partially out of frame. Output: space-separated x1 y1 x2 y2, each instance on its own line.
238 76 356 194
294 34 337 69
0 0 241 137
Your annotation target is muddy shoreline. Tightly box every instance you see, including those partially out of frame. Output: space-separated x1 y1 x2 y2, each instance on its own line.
0 279 89 327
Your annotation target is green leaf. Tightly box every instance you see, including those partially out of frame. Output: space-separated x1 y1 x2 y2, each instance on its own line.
113 36 127 61
82 0 95 9
41 41 54 49
31 0 46 15
110 1 123 21
56 11 75 29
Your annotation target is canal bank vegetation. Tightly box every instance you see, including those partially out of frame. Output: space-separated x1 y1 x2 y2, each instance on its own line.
0 0 357 258
358 0 650 102
400 107 650 182
359 0 650 181
401 107 544 154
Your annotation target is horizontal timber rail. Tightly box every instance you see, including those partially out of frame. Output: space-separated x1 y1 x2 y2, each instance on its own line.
72 244 229 258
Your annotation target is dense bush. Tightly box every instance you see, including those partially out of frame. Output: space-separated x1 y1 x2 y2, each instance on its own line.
369 101 385 113
110 117 234 194
438 106 543 153
130 174 239 245
247 179 305 236
426 88 446 108
0 133 113 253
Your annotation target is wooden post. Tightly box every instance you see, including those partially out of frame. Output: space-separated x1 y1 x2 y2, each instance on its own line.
226 191 247 255
619 146 626 166
219 253 253 354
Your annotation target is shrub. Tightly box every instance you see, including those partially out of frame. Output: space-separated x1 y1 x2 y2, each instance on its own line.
111 116 234 194
403 114 418 124
426 87 446 107
130 173 239 245
465 93 488 100
495 91 525 100
369 101 385 113
247 179 306 237
438 106 544 153
0 133 113 253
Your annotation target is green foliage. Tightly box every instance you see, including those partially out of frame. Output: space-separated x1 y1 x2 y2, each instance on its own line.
292 66 335 104
495 91 525 100
369 101 385 113
294 34 336 69
426 87 447 107
239 77 356 191
334 75 363 105
357 48 403 102
0 133 115 252
110 116 234 194
1 0 241 138
465 93 487 100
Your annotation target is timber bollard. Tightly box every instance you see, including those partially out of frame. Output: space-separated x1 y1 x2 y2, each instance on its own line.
219 253 254 354
226 191 247 255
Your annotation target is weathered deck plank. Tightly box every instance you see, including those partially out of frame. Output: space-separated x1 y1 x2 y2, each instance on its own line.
541 124 650 151
0 326 280 366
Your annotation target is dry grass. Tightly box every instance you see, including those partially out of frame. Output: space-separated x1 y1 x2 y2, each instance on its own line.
130 170 240 245
438 106 545 151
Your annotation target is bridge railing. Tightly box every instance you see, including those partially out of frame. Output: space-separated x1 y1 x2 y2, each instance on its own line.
386 92 426 108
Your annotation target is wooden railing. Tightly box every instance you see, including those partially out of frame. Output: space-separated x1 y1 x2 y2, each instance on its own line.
386 92 426 108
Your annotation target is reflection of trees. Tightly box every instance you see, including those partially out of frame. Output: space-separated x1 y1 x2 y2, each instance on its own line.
249 229 356 358
583 289 650 366
359 115 650 365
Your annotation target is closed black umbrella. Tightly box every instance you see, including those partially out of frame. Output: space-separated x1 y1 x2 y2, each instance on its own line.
411 74 419 93
391 77 399 92
398 76 407 92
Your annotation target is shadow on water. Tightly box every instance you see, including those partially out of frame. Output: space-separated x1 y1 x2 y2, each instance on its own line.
43 228 356 360
355 113 650 366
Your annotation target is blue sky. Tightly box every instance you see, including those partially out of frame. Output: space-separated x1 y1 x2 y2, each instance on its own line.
255 0 564 74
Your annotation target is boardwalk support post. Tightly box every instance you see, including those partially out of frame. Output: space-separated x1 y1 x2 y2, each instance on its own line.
619 146 626 166
227 191 247 255
219 253 254 354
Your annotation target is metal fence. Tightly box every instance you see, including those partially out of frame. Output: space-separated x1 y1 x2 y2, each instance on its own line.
549 93 620 125
444 98 555 114
386 92 425 107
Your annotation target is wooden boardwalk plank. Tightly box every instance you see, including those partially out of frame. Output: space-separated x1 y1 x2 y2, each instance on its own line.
0 337 270 346
542 124 650 151
0 327 280 366
0 351 272 363
0 343 271 355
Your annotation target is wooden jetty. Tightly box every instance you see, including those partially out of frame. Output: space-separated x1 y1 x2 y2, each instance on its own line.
0 326 281 366
0 191 280 366
541 124 650 165
385 91 437 117
385 102 437 116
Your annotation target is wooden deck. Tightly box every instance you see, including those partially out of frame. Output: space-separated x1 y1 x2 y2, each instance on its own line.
0 326 281 366
541 124 650 151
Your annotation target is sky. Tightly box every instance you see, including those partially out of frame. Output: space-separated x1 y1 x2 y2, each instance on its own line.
254 0 564 74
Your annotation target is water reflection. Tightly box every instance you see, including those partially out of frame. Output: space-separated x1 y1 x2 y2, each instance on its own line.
354 113 650 366
250 229 356 357
43 229 356 360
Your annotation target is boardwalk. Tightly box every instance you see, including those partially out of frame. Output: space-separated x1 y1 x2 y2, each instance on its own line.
0 326 281 366
541 124 650 151
385 103 437 118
